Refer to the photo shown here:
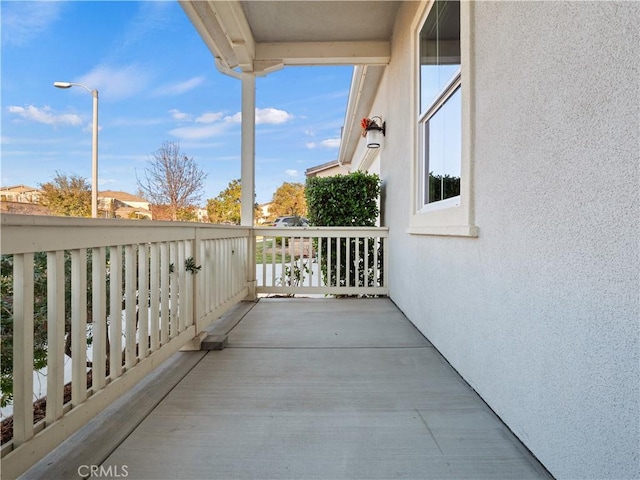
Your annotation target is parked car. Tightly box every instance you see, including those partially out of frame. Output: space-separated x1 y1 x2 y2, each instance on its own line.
272 216 309 227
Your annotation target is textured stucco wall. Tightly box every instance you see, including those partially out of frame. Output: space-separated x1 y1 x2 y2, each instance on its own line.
378 2 639 479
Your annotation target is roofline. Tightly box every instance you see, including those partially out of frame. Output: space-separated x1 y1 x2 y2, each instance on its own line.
337 65 385 167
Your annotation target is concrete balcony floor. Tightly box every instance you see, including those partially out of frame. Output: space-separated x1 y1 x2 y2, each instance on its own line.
24 298 552 479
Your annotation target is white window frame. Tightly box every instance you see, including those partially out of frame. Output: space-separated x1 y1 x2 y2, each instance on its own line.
408 0 478 237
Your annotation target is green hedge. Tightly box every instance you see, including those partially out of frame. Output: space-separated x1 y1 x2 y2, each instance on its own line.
305 171 380 227
305 172 382 290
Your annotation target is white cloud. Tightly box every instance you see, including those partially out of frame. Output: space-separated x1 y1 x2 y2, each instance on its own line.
224 112 242 124
306 138 340 149
169 124 228 140
153 76 204 97
285 169 299 177
76 64 151 102
224 108 294 125
1 2 63 46
196 112 224 124
169 109 192 121
7 105 82 127
256 108 293 125
321 138 341 149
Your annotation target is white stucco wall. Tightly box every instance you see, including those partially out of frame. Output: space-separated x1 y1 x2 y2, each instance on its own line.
376 2 639 479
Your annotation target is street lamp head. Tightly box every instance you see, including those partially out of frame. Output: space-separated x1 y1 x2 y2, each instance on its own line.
53 81 72 89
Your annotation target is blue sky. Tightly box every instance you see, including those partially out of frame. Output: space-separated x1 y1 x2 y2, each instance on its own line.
1 1 352 204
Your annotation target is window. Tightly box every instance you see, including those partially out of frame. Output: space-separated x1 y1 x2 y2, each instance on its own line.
409 0 476 236
419 0 461 211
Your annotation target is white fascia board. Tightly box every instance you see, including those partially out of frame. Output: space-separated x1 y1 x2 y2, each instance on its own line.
179 0 238 69
255 41 391 66
338 65 385 166
214 1 256 70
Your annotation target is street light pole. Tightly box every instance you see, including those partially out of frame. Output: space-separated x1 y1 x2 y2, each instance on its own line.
53 81 99 218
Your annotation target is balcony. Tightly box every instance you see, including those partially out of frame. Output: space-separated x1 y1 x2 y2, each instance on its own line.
1 215 549 479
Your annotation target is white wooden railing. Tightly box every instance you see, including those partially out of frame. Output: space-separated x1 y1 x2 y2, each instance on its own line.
0 215 250 479
254 226 388 296
0 217 389 478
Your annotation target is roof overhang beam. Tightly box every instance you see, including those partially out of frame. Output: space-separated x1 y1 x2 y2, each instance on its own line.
255 41 391 66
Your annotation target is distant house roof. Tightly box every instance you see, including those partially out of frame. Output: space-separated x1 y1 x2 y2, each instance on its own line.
305 160 350 178
0 185 41 193
99 190 148 203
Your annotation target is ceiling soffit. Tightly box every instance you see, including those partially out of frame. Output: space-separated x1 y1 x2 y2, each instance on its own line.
180 0 402 74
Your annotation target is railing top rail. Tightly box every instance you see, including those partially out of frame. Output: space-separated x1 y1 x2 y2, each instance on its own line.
0 214 251 230
0 214 251 255
253 226 389 236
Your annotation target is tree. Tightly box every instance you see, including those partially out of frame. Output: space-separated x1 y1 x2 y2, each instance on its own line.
269 182 307 220
206 179 260 225
136 141 206 221
39 172 91 217
207 179 242 225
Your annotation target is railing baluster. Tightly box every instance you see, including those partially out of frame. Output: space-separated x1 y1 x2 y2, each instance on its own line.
327 237 332 287
365 237 370 288
13 253 34 445
177 241 186 333
109 245 123 379
185 240 194 328
160 242 169 346
149 243 160 352
203 240 210 315
138 244 149 358
373 237 379 287
71 249 87 405
92 246 107 391
336 236 341 288
169 242 178 338
344 237 356 287
124 245 137 368
270 235 276 287
46 251 65 424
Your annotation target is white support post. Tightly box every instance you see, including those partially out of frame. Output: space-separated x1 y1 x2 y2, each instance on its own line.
241 72 257 299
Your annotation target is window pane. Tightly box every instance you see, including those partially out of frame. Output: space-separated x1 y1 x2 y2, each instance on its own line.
420 0 460 113
425 87 461 204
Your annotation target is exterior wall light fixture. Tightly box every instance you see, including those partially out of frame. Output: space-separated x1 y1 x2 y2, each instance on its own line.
361 116 386 149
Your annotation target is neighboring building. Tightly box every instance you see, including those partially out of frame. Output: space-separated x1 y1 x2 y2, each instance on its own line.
257 202 272 224
304 160 350 178
0 185 42 204
98 190 152 219
195 207 208 222
183 1 640 479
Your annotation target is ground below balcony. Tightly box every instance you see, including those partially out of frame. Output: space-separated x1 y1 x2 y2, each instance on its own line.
23 298 552 480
